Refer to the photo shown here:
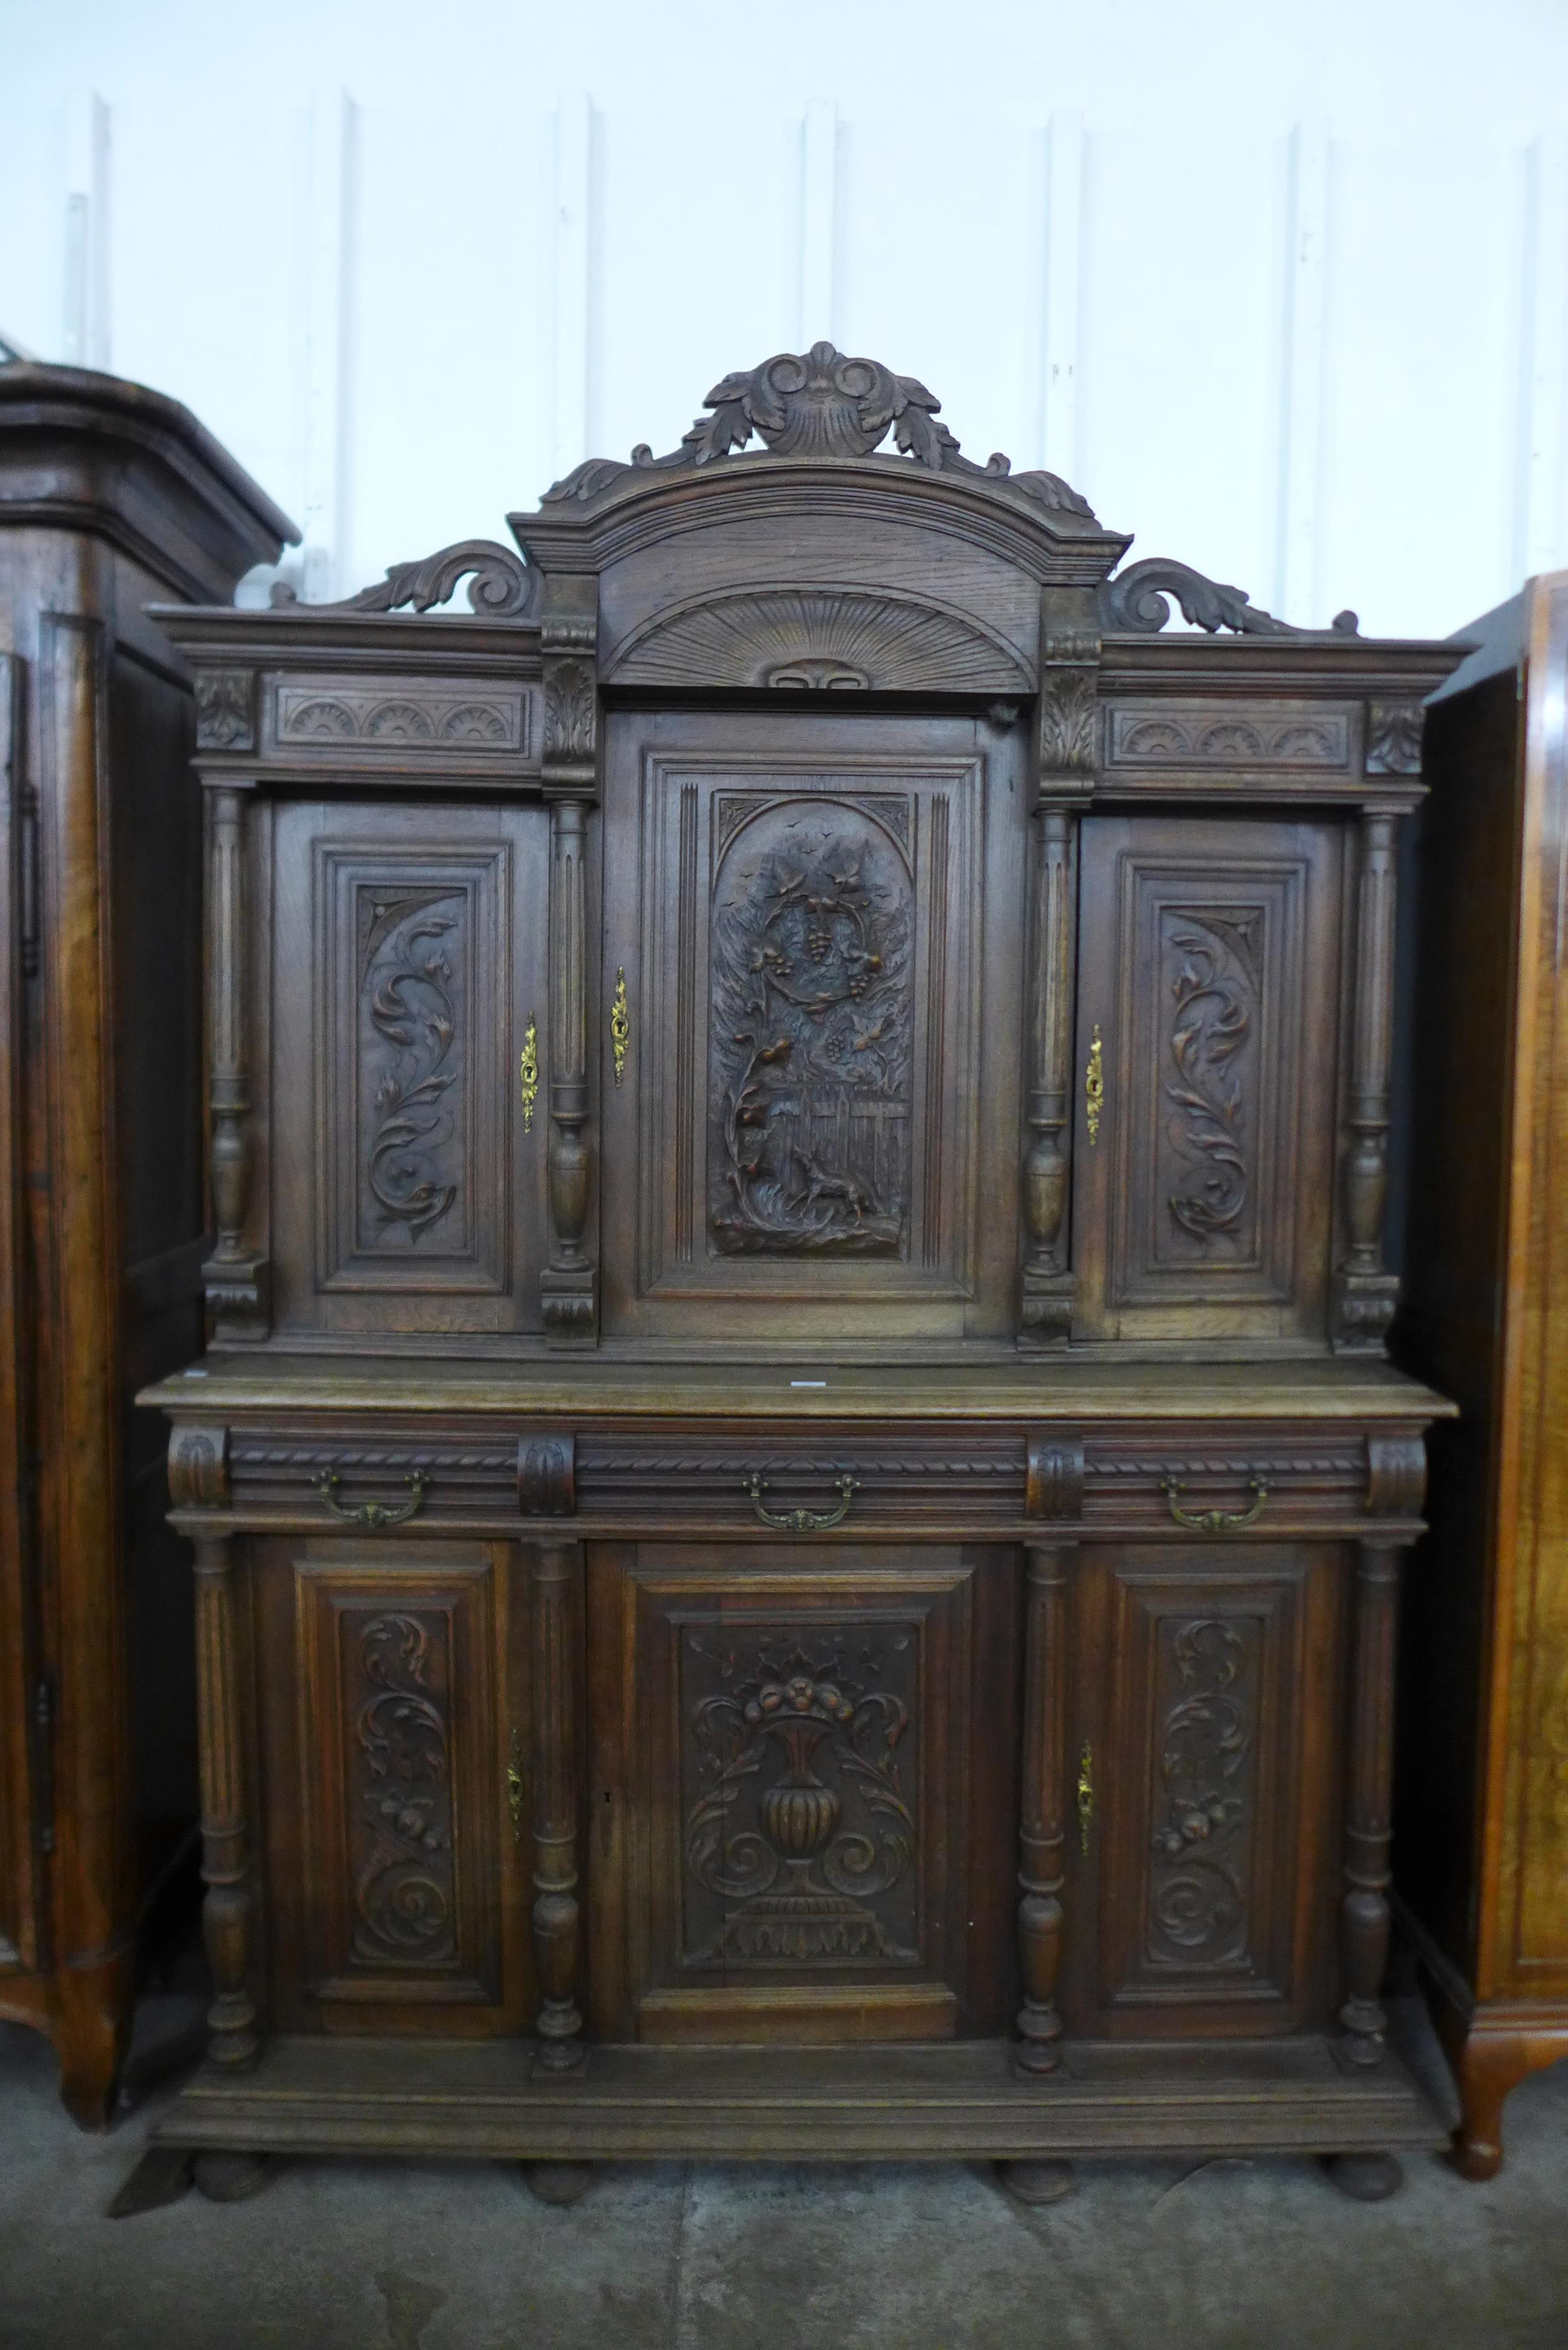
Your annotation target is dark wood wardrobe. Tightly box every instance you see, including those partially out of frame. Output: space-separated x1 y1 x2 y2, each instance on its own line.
0 363 294 2123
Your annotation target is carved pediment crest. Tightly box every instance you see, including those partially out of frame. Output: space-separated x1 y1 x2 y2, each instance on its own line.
543 340 1095 521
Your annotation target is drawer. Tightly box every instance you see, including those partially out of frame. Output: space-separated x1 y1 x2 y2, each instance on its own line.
1077 1431 1405 1537
222 1425 531 1525
574 1427 1027 1532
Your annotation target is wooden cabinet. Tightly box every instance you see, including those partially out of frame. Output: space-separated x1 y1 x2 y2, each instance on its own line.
1395 568 1568 2174
133 340 1468 2209
0 365 291 2125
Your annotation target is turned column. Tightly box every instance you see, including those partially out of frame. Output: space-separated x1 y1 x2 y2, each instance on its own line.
192 1532 258 2067
1015 1542 1073 2072
531 1540 585 2073
1338 1538 1402 2066
1335 807 1399 1351
1020 587 1096 1347
539 568 599 1344
1019 805 1078 1346
201 783 268 1335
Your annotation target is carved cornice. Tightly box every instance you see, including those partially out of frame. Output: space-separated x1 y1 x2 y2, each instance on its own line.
539 341 1097 527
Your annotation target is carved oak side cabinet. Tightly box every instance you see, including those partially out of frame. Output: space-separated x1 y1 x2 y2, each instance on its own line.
139 345 1467 2208
0 363 293 2125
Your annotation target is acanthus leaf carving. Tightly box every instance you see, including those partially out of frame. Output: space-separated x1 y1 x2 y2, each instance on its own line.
195 668 255 752
541 341 1096 520
360 887 464 1245
1365 701 1424 775
1147 1617 1256 1970
1037 672 1098 775
542 658 597 766
1165 911 1260 1248
1099 558 1361 639
351 1614 455 1967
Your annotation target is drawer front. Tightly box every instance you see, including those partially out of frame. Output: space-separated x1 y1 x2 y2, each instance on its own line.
1080 1435 1373 1538
574 1430 1027 1532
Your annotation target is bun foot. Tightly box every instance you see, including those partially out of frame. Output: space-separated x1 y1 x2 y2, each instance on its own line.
996 2158 1076 2206
192 2151 274 2203
1449 2128 1503 2181
1322 2151 1404 2202
523 2160 594 2207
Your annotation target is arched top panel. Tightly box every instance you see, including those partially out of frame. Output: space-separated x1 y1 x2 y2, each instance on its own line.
604 583 1035 695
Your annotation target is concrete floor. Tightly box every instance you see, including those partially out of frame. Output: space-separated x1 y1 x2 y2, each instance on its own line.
2 1993 1566 2350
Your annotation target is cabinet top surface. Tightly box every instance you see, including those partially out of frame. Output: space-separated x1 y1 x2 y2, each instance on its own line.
142 1353 1453 1425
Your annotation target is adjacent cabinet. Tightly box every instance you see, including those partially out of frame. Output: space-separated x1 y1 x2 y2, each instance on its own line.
0 365 292 2123
137 344 1467 2209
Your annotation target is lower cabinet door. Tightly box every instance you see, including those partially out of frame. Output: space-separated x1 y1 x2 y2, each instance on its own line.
254 1537 531 2035
585 1542 1020 2045
1065 1543 1343 2039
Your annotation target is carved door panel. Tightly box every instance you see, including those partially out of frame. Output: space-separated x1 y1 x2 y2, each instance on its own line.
585 1541 1019 2044
1071 815 1345 1342
1065 1543 1342 2038
599 709 1025 1341
254 1536 531 2033
269 799 548 1337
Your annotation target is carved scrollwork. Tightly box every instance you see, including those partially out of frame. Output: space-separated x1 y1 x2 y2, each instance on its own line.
334 538 536 619
352 1615 454 1965
543 340 1095 520
1165 912 1260 1245
1099 558 1360 639
683 1631 918 1967
1148 1619 1255 1969
361 888 464 1243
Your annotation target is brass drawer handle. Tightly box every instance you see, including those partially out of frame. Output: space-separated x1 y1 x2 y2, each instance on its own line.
745 1472 859 1533
1161 1477 1268 1534
314 1468 429 1530
1077 1741 1094 1856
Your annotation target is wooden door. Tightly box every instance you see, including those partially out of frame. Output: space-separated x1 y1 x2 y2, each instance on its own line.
254 1535 532 2034
268 798 549 1339
1064 1543 1342 2039
1071 814 1345 1342
599 708 1026 1343
585 1540 1019 2044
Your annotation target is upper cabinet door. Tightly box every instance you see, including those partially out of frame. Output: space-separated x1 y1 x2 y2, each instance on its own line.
268 798 549 1339
600 710 1025 1343
1071 813 1345 1345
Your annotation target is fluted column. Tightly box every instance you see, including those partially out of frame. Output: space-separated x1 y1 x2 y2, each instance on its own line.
531 1540 585 2073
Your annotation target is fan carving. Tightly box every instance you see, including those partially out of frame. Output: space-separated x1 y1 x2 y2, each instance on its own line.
609 588 1030 693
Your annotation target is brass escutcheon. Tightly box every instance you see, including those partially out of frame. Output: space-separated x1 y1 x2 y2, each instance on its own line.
519 1015 539 1131
505 1728 524 1846
1076 1741 1094 1856
611 968 630 1085
1085 1024 1104 1145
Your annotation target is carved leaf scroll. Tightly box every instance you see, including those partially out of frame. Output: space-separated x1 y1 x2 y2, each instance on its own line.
1147 1617 1256 1971
359 887 465 1245
332 537 536 618
1099 558 1361 639
350 1614 455 1966
1164 911 1261 1250
707 805 913 1258
543 340 1095 520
